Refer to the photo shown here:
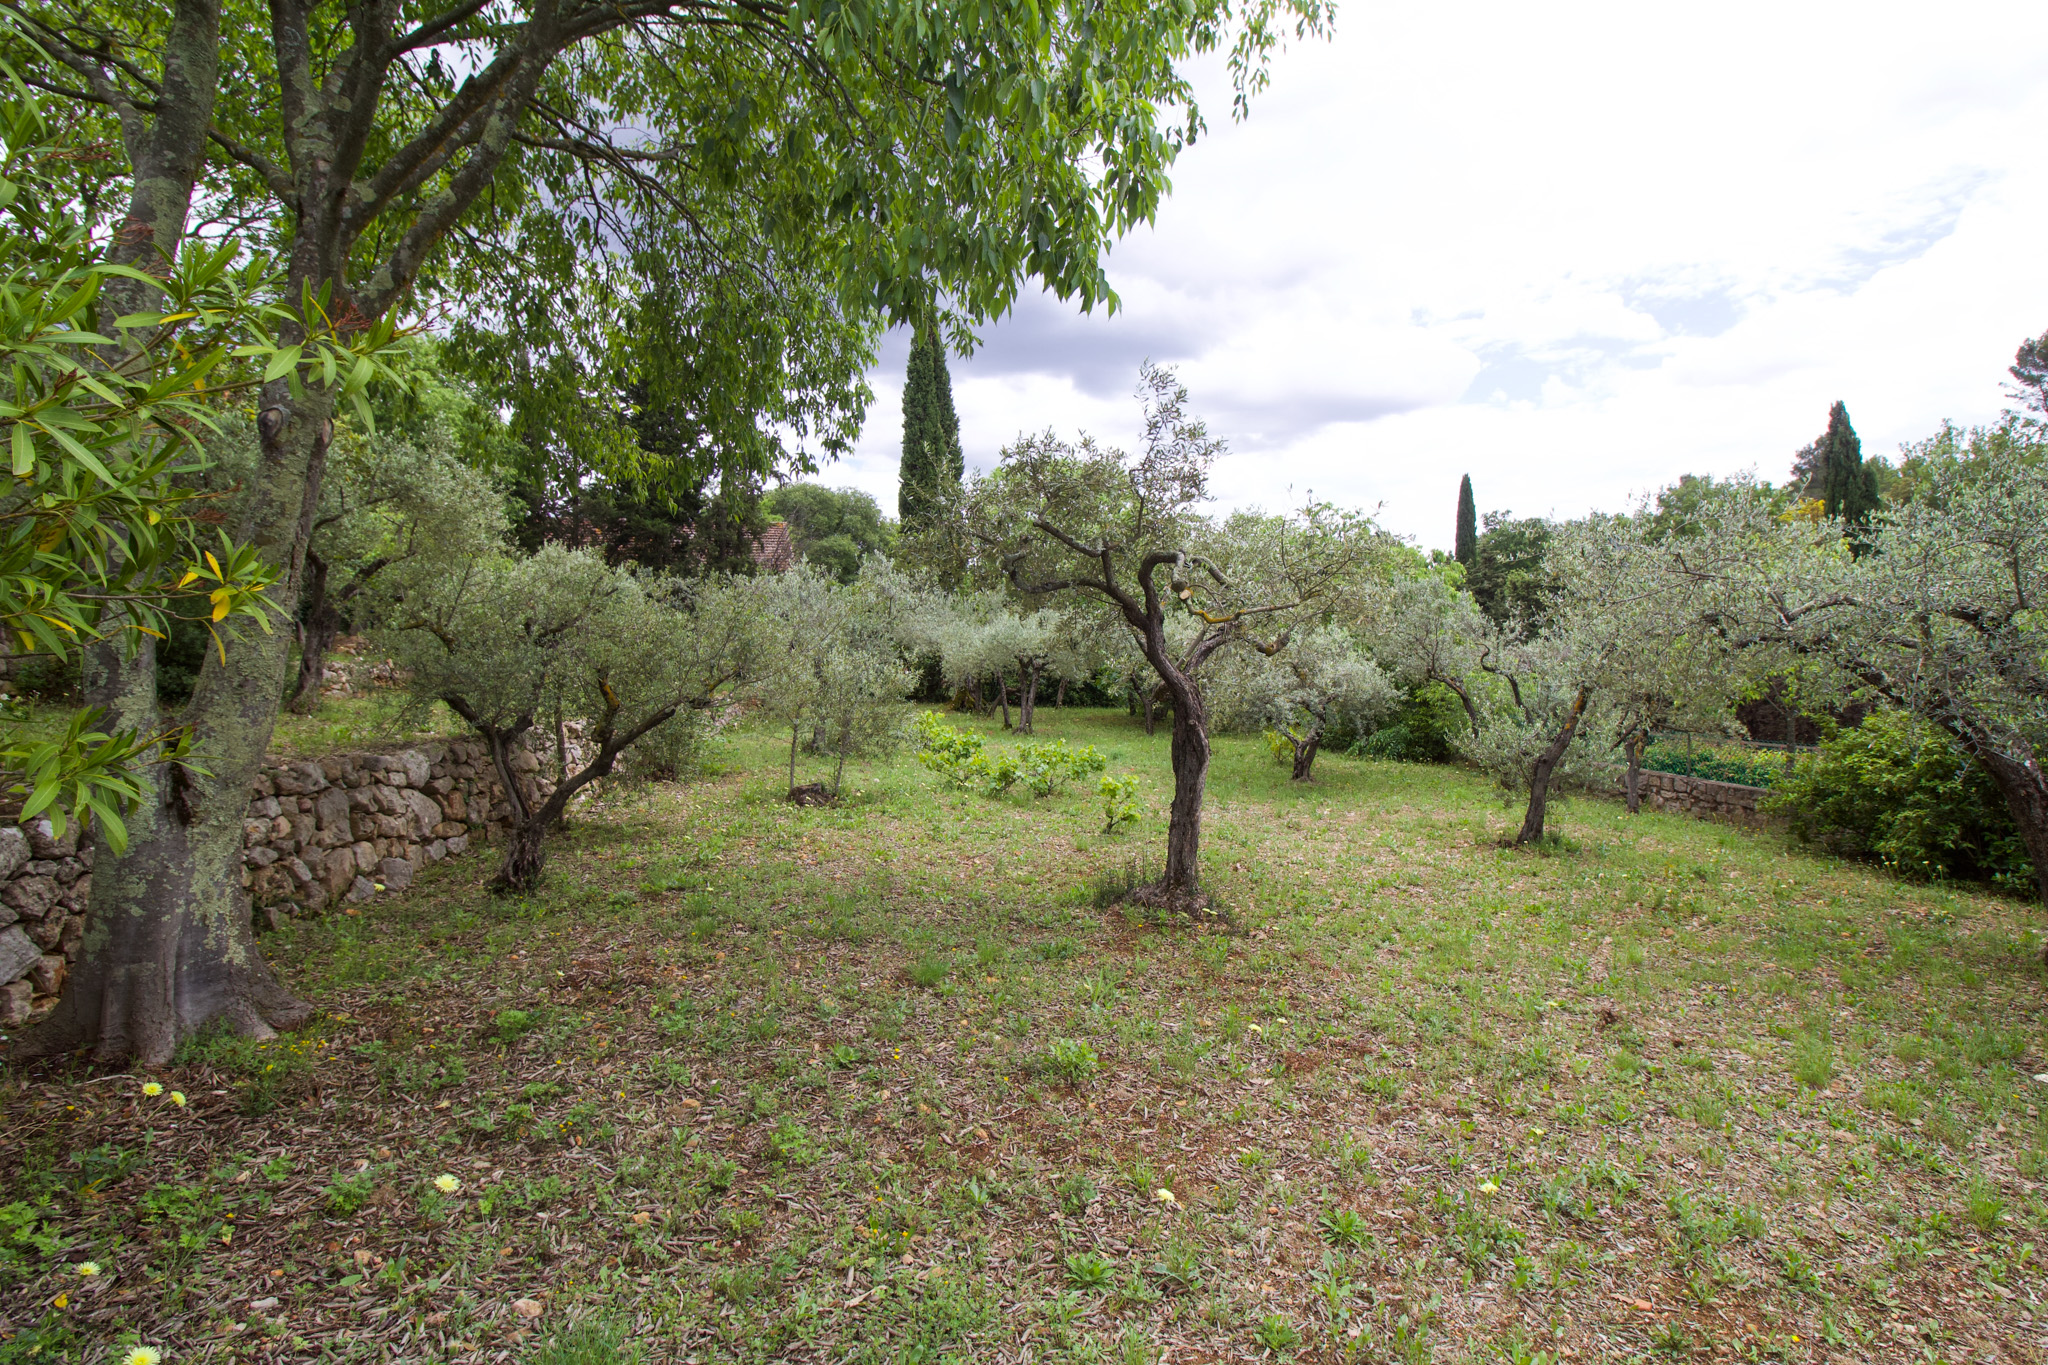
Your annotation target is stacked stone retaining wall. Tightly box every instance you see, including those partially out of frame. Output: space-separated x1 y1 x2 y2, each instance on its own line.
0 730 587 1025
1631 768 1773 828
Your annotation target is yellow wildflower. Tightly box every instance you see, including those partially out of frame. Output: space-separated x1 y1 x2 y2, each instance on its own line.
140 1082 162 1097
433 1174 461 1194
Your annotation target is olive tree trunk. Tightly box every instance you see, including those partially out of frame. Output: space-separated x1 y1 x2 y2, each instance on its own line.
1017 660 1040 734
1287 728 1322 781
1956 742 2048 964
1514 687 1592 846
287 550 339 713
1621 729 1647 814
470 701 684 894
1160 674 1210 899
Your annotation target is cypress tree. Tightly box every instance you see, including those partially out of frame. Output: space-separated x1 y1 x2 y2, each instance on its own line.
1817 400 1878 525
899 321 963 530
1454 474 1477 567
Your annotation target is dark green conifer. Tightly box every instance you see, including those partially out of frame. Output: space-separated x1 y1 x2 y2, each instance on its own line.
899 321 963 530
1454 474 1477 567
1817 400 1878 525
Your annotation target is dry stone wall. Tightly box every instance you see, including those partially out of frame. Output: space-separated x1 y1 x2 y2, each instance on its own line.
1632 769 1772 827
0 729 587 1026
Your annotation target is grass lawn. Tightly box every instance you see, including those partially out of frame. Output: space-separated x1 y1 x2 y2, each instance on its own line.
3 708 2044 1364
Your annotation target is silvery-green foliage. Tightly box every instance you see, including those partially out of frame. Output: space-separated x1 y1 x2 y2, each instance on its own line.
745 564 913 792
1207 626 1396 742
319 419 512 618
381 544 749 748
1691 451 2048 898
1373 570 1496 736
1386 513 1724 832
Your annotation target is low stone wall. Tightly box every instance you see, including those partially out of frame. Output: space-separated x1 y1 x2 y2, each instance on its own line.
0 730 587 1025
1632 769 1773 828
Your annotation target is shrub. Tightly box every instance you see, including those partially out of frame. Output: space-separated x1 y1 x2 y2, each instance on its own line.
913 712 1107 797
1015 738 1107 796
1765 712 2033 891
1351 681 1465 763
913 711 986 785
1642 742 1785 789
1099 774 1141 834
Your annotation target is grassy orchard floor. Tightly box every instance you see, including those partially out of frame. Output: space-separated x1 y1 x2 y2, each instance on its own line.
2 709 2045 1365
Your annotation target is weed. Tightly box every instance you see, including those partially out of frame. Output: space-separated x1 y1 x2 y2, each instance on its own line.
1319 1208 1371 1248
1252 1314 1301 1353
1040 1037 1102 1084
1057 1172 1099 1214
1065 1250 1115 1288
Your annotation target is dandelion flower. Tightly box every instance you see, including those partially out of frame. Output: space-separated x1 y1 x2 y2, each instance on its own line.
1247 1023 1263 1034
140 1081 163 1097
1477 1180 1499 1195
433 1174 461 1194
76 1262 101 1277
168 1092 187 1108
124 1348 163 1365
1154 1189 1177 1205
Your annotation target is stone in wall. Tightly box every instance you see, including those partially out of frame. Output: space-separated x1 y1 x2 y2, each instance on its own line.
0 724 594 1024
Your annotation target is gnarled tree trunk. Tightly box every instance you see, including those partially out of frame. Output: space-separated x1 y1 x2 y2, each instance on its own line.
1621 728 1647 814
1160 674 1210 899
1017 660 1040 733
1515 686 1592 846
1288 729 1322 781
287 550 339 713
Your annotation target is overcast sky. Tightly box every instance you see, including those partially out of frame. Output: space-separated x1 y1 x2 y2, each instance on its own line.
817 0 2048 551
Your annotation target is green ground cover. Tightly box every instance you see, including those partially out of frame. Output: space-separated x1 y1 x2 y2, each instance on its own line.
2 708 2043 1363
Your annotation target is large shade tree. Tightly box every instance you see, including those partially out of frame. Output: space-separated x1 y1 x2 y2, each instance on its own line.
13 0 1329 1061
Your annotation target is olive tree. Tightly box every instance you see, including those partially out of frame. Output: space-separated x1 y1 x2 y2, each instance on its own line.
962 366 1372 908
1209 625 1394 780
1396 515 1716 844
1692 450 2048 934
289 417 509 711
746 564 911 801
381 544 759 889
923 596 1093 732
1375 569 1492 739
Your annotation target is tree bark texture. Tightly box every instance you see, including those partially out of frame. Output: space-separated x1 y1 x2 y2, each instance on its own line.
1622 729 1647 814
24 398 335 1063
1515 687 1592 846
1161 678 1210 898
287 550 338 713
1017 661 1039 734
1288 730 1321 782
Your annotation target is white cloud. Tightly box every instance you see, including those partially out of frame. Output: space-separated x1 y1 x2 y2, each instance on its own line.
828 0 2048 546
